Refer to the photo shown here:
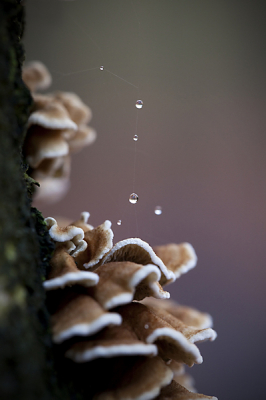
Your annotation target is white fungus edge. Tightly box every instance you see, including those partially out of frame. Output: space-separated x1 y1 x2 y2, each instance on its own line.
65 343 158 363
188 328 217 344
129 264 161 288
146 327 203 365
71 239 87 257
104 293 133 310
53 313 122 344
45 217 85 242
43 271 99 291
100 238 176 282
27 113 78 130
103 264 164 309
148 282 170 299
78 211 94 230
174 242 198 279
83 220 114 269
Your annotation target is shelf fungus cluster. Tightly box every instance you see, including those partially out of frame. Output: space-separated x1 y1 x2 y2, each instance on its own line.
44 211 217 400
22 61 96 204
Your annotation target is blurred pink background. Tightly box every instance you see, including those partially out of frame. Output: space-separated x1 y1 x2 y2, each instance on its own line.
24 1 266 398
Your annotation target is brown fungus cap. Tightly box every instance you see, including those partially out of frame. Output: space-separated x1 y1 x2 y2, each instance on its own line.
70 211 94 233
33 155 71 205
44 211 218 399
52 293 122 344
33 155 71 180
94 356 173 400
24 126 69 169
99 238 176 284
140 301 217 344
88 261 169 310
153 243 197 286
43 246 99 291
28 96 78 131
166 360 185 379
75 220 114 269
174 374 197 393
53 91 92 125
23 62 97 205
45 217 87 257
142 298 213 330
22 61 52 92
68 125 97 153
65 324 158 363
33 175 70 205
118 303 203 367
155 380 218 400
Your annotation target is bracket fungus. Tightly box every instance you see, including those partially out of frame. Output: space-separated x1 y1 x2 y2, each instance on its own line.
22 61 96 204
44 211 218 399
22 60 52 92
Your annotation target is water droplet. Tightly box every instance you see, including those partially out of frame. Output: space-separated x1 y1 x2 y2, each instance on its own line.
144 324 149 329
129 193 138 204
117 220 122 226
133 135 138 141
154 206 162 215
166 359 171 365
135 100 143 109
99 66 104 71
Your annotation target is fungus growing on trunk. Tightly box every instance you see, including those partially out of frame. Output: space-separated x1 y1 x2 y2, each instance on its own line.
44 212 217 400
22 62 96 204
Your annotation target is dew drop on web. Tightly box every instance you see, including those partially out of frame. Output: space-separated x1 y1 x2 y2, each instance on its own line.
135 100 143 109
129 193 138 204
133 134 138 141
99 66 104 71
117 220 122 226
154 206 162 215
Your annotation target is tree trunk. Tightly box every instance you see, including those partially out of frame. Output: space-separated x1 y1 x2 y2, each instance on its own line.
0 2 77 399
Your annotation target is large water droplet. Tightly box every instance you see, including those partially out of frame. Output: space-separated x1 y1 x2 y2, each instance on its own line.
135 100 143 109
117 220 122 226
129 193 138 204
99 66 104 71
154 206 162 215
133 135 138 141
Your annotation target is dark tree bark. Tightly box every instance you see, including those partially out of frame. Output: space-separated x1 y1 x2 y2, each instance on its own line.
0 2 96 398
0 2 74 399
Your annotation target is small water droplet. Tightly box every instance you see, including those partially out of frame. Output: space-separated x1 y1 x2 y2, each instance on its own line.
154 206 162 215
133 135 138 141
100 66 104 71
135 100 143 109
129 193 138 204
117 220 122 226
144 324 149 329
